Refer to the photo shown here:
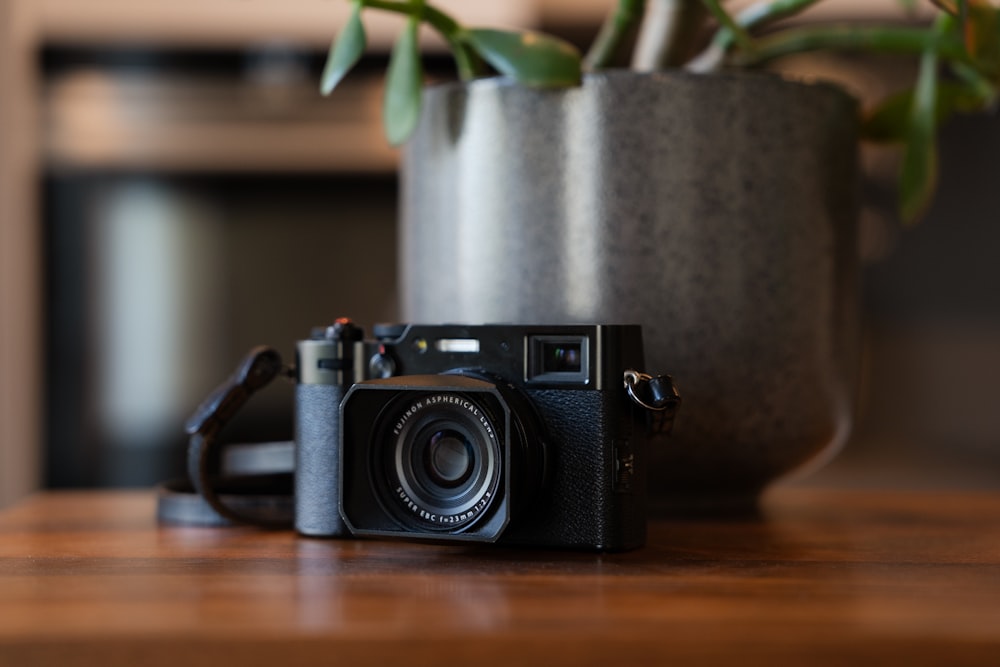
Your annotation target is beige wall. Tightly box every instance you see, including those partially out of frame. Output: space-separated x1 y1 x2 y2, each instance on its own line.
0 0 41 507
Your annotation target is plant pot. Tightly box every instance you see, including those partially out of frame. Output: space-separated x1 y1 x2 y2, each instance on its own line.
401 71 860 510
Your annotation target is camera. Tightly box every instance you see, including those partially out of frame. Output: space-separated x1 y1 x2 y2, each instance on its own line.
294 319 671 551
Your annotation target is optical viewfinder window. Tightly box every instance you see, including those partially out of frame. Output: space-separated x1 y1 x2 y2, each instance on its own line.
527 335 590 385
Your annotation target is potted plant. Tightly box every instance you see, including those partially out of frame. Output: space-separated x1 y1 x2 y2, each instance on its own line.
320 0 1000 508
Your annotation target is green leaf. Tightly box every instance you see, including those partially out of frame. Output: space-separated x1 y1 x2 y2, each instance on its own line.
320 2 367 96
899 28 942 223
464 29 582 87
862 81 991 142
383 16 423 146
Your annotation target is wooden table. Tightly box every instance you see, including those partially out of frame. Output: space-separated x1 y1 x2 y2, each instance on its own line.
1 488 998 666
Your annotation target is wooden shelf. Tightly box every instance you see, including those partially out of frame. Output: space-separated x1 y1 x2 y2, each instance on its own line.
31 0 540 50
44 69 398 173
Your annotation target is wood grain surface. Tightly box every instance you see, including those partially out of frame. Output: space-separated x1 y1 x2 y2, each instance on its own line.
1 488 998 666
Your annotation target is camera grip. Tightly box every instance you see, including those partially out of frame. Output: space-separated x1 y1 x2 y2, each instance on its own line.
295 383 349 536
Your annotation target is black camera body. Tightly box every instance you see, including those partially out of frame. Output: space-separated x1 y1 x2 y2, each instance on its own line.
295 320 653 551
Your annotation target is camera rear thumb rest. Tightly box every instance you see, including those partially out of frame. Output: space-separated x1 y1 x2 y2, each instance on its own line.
158 345 680 529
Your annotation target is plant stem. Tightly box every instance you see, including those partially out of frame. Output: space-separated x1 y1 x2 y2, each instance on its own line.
584 0 646 70
688 0 822 72
699 0 753 50
734 0 824 30
737 24 970 67
361 0 485 79
363 0 457 35
632 0 709 69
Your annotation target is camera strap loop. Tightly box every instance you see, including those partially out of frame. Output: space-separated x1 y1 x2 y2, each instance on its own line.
157 346 297 529
184 346 287 439
623 370 681 435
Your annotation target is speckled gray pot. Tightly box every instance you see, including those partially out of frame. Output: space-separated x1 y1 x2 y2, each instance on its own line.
401 71 860 508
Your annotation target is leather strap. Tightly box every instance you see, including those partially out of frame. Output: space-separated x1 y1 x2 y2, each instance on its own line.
156 346 296 528
156 474 294 527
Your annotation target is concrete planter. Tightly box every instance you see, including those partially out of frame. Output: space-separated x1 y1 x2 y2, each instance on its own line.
401 71 860 508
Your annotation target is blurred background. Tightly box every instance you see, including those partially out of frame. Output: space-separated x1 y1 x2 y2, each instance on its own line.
1 0 998 506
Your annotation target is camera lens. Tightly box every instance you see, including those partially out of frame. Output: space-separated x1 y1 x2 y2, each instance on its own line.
425 430 474 487
373 392 502 532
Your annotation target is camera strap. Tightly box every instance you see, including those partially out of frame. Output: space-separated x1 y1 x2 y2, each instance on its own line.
157 346 297 528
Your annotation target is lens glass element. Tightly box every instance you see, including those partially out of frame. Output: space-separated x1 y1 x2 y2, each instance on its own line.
425 430 474 487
